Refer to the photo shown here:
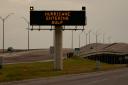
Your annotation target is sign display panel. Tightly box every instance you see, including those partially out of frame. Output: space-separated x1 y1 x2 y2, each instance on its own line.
30 11 86 26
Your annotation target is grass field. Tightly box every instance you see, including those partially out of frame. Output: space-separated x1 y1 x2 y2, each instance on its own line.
0 57 126 82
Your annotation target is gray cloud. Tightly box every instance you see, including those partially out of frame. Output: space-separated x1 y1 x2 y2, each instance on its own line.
0 0 128 49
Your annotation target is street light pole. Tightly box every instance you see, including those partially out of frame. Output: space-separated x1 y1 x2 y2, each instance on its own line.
95 30 101 70
79 33 80 49
88 30 91 44
27 22 30 51
0 13 14 53
86 33 88 46
108 36 111 43
95 31 100 44
3 20 5 53
71 30 73 50
103 33 105 43
79 31 83 48
21 17 30 51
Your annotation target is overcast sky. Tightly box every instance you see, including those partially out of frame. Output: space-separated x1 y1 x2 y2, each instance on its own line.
0 0 128 49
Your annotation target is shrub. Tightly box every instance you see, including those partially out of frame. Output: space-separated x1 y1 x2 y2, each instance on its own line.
7 47 14 53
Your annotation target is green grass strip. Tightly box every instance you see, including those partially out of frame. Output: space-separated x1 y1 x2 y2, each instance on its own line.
0 57 126 82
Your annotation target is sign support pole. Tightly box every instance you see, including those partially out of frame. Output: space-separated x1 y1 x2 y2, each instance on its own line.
54 26 63 70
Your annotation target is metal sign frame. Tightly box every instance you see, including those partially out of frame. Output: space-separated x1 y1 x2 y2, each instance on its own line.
29 6 86 31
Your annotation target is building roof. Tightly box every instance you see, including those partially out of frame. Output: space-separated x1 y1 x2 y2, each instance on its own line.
80 43 128 57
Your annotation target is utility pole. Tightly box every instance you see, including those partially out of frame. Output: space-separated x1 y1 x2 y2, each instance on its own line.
0 13 14 53
21 17 30 51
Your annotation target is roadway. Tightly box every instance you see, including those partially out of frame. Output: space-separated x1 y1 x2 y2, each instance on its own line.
1 68 128 85
0 49 69 64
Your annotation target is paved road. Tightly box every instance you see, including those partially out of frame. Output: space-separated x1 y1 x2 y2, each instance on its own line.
1 68 128 85
0 49 69 64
